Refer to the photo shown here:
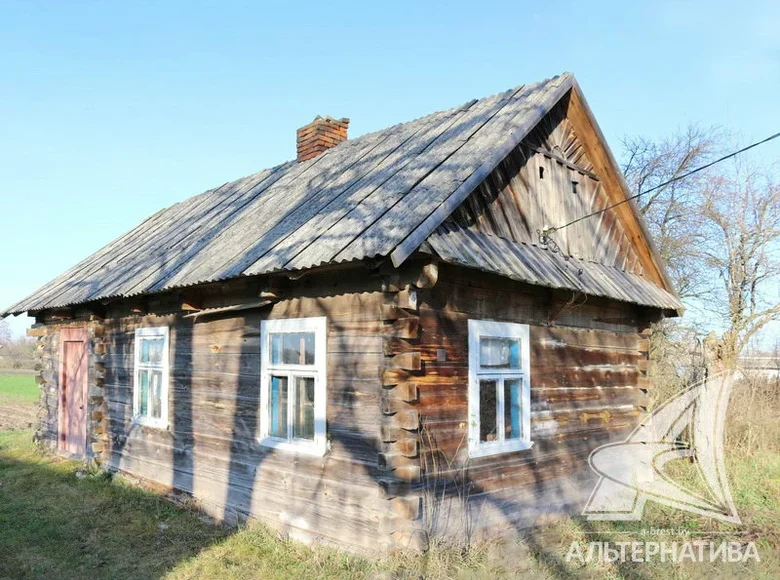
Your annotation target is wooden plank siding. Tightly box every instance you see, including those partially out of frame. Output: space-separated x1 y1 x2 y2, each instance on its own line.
447 99 644 276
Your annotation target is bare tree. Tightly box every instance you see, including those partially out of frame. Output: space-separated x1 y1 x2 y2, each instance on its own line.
698 164 780 368
0 319 11 345
621 124 721 299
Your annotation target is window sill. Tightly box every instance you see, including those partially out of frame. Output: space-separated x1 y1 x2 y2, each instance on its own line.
258 437 327 457
131 417 169 431
468 439 534 458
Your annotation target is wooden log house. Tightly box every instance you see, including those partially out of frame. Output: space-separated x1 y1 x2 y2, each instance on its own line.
2 73 682 553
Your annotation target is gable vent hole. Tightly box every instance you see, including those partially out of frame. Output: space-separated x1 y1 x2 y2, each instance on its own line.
539 166 545 179
571 181 579 194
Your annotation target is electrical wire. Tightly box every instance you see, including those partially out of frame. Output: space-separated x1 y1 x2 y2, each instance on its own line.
542 130 780 236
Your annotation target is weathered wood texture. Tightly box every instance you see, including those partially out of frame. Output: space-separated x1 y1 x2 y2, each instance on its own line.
413 264 651 540
94 271 391 553
448 99 644 276
32 260 657 552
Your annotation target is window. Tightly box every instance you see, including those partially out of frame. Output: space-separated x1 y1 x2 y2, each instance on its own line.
260 317 327 455
133 327 170 428
468 320 531 457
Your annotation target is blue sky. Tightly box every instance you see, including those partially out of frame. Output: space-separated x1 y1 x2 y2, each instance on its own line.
1 0 779 339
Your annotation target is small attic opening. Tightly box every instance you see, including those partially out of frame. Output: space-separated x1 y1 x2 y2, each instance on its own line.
539 166 544 180
571 180 579 194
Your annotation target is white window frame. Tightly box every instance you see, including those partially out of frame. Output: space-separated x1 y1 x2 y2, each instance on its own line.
468 319 532 457
259 317 327 456
132 326 170 429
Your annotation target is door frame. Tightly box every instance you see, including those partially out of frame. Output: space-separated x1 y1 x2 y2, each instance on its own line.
58 327 89 455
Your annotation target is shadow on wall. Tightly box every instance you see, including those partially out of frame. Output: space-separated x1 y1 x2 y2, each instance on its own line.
86 98 650 569
96 294 648 578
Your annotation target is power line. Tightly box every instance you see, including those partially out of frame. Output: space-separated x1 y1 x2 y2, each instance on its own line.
542 130 780 236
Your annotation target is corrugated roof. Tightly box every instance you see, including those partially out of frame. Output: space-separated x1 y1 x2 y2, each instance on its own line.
3 72 678 316
4 74 576 315
427 223 683 310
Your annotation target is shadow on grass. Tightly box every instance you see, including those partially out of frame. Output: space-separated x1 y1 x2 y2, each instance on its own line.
0 430 231 580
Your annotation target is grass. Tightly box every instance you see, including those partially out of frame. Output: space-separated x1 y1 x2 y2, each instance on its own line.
0 428 778 579
0 374 38 403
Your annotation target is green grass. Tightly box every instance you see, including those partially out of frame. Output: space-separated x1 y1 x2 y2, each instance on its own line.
0 428 778 579
0 374 39 403
0 431 505 579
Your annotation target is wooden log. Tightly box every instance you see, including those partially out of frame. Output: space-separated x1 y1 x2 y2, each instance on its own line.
380 397 415 416
412 262 438 289
390 496 422 520
392 465 421 483
181 298 202 311
378 452 417 470
389 317 418 339
390 351 421 371
380 304 404 321
381 274 403 293
394 288 418 311
378 478 410 499
382 369 415 386
393 410 420 430
383 382 418 403
380 425 403 442
389 437 418 458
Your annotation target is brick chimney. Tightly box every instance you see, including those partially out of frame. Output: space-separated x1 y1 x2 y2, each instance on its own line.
296 116 350 162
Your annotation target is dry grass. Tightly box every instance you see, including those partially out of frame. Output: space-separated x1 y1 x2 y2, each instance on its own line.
724 372 780 455
0 427 777 579
0 373 777 578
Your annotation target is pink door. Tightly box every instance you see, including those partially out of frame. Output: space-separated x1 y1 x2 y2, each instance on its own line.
58 328 88 455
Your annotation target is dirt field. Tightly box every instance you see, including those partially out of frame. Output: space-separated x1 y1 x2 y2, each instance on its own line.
0 373 37 430
0 401 36 430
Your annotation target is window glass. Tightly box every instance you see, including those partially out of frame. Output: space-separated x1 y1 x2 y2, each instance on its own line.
150 371 163 419
140 337 165 365
479 336 520 369
134 328 168 427
293 376 315 440
139 369 149 417
261 317 326 455
504 378 522 440
271 332 315 366
269 375 288 438
479 379 498 442
469 320 530 456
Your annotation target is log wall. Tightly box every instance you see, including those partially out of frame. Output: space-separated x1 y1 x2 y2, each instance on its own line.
96 271 394 553
31 260 659 552
413 264 654 541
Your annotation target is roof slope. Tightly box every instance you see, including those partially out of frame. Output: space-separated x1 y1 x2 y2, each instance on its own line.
3 73 678 316
4 74 574 315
